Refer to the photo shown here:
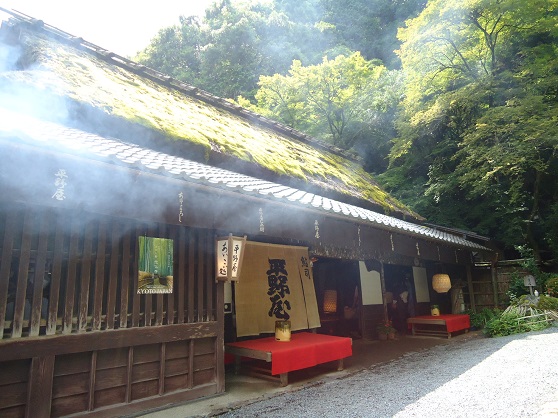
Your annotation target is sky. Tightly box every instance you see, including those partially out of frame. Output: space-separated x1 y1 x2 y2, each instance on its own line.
0 0 216 57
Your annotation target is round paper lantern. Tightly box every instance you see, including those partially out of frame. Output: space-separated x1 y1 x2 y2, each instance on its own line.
432 274 451 293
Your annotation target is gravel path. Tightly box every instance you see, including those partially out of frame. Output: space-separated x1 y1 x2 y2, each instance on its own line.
217 327 558 417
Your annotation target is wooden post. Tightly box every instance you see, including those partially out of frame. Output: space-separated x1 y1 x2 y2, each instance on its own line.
491 262 499 308
466 264 476 312
380 261 388 320
216 280 225 393
26 356 55 418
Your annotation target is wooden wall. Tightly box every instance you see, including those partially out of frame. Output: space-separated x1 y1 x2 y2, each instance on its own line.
0 202 223 417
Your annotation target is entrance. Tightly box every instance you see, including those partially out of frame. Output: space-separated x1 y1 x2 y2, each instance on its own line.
312 258 361 338
383 264 416 334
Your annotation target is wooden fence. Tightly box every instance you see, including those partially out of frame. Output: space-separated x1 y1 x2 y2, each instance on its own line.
0 202 224 417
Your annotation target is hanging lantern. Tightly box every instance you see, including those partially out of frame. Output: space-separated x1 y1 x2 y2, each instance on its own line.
432 273 451 293
323 290 338 314
215 234 247 282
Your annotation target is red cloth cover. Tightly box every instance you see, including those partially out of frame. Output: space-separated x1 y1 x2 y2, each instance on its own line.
227 332 352 375
412 314 470 332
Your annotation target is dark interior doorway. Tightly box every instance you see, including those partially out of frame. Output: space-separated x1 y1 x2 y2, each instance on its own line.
383 264 415 334
312 258 361 338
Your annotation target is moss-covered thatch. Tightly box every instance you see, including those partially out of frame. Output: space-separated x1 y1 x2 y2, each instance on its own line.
2 28 419 219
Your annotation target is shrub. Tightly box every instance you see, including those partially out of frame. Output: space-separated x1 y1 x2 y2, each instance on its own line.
484 306 551 337
466 308 499 330
537 295 558 310
546 277 558 297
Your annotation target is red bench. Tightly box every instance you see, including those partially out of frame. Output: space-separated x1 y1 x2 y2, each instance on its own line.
225 332 352 386
407 314 470 339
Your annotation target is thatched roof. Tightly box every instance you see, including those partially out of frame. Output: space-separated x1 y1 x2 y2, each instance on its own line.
0 14 420 221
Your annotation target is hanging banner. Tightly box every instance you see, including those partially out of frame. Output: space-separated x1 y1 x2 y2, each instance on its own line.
235 242 320 337
138 236 174 294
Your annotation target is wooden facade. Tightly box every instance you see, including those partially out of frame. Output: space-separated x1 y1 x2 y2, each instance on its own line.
0 202 223 417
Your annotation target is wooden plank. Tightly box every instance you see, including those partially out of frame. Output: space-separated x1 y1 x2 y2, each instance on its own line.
53 353 90 377
50 393 88 417
29 211 50 337
177 227 187 324
225 345 272 362
68 383 218 418
164 357 188 376
46 221 64 336
159 344 165 395
51 374 89 398
126 347 133 403
0 322 218 362
188 232 195 324
12 210 33 338
106 221 120 329
25 355 55 418
205 230 213 321
197 231 205 322
132 226 141 327
78 221 94 333
0 210 17 337
62 217 80 335
96 347 128 370
92 221 107 331
0 381 27 409
93 385 126 409
90 364 124 391
119 227 132 329
88 351 97 411
164 374 188 393
215 280 225 393
131 379 158 401
0 359 29 385
188 339 194 389
165 340 188 360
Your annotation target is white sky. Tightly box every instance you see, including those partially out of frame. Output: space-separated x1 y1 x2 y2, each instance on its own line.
0 1 216 57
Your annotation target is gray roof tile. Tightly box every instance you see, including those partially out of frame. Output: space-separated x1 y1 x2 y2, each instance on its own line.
0 108 489 250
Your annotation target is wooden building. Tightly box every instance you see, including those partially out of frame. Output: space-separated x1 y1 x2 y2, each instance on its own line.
0 9 494 418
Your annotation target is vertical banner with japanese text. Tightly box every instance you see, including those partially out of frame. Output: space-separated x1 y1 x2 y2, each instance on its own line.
235 242 320 337
138 236 174 294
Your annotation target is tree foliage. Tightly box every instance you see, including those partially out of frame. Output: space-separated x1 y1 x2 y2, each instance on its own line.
386 0 558 260
240 53 402 172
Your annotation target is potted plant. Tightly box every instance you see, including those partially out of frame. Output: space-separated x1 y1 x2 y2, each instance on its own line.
376 320 396 340
431 304 440 316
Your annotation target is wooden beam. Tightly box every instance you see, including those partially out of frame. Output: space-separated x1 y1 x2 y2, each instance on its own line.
0 322 218 361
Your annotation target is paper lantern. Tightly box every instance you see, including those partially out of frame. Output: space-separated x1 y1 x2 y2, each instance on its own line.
432 274 451 293
323 290 338 313
215 234 246 282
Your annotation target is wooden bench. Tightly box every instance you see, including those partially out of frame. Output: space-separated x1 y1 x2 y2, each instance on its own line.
225 332 352 386
407 314 470 339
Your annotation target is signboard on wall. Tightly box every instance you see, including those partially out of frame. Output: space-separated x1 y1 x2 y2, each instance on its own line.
138 236 174 294
359 261 383 305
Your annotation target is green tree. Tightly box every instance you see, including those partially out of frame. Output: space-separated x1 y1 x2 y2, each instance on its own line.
385 0 558 260
245 52 402 157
